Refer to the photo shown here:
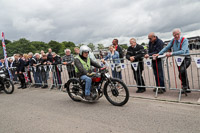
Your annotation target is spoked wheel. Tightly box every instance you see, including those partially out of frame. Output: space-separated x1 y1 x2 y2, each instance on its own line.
3 79 14 94
65 78 82 102
104 78 129 106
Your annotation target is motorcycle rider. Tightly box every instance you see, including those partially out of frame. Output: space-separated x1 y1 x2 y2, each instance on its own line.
74 45 102 100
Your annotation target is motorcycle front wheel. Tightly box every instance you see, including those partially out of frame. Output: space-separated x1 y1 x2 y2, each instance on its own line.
104 78 129 106
3 79 14 94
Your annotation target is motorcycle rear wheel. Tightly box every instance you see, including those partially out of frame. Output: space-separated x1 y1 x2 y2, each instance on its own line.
3 79 14 94
65 78 82 102
104 78 129 106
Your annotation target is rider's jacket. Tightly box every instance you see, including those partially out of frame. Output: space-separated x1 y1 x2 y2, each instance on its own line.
74 54 101 77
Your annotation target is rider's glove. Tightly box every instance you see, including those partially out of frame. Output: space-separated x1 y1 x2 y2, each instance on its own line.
87 72 96 77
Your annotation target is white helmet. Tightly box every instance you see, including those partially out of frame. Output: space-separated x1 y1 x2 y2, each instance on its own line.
79 45 90 55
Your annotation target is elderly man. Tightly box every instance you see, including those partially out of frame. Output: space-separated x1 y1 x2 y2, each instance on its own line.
126 38 146 93
62 49 76 78
153 28 191 94
145 32 165 93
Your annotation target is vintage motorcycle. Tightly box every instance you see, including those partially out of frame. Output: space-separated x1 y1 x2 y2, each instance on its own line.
64 67 129 106
0 67 14 94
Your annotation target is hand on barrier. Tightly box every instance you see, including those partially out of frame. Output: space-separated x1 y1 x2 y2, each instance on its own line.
152 54 159 60
166 52 172 57
130 56 135 62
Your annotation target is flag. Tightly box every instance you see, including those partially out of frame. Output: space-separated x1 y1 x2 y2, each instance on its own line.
1 32 12 79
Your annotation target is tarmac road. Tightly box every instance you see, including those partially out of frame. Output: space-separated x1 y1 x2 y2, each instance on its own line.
0 88 200 133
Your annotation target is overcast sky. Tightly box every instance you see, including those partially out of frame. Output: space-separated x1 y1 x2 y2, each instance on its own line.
1 0 200 46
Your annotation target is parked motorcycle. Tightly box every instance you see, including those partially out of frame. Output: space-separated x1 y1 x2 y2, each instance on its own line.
65 67 129 106
0 67 14 94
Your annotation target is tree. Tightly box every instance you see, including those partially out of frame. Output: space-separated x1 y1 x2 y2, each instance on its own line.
30 41 48 53
62 41 76 54
78 44 84 48
87 43 95 51
62 41 75 48
6 38 36 56
97 44 104 50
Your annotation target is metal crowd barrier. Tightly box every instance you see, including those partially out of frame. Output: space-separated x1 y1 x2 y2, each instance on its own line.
164 53 200 101
24 65 76 91
100 53 200 101
20 53 200 102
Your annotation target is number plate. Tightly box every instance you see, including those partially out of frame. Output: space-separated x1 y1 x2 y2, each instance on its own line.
105 73 111 78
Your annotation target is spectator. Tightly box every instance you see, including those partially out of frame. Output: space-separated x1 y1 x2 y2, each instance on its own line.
112 39 124 63
0 59 5 69
51 52 62 90
101 45 122 79
8 57 18 82
153 28 191 94
23 54 32 84
47 48 53 63
33 53 42 88
40 50 45 56
28 52 36 84
74 47 80 58
144 32 165 94
13 54 26 89
126 38 146 93
40 54 49 88
62 49 76 78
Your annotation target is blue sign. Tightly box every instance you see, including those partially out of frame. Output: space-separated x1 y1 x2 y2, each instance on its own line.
197 59 200 64
177 58 182 62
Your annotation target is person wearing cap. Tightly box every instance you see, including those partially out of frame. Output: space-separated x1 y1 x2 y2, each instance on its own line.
74 45 102 100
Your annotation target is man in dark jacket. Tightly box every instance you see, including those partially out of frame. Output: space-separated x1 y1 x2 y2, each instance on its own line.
112 39 124 63
62 49 76 78
74 45 102 100
40 54 49 88
126 38 146 93
145 32 165 93
13 54 26 89
51 52 62 90
47 48 53 63
33 53 42 88
28 52 37 85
